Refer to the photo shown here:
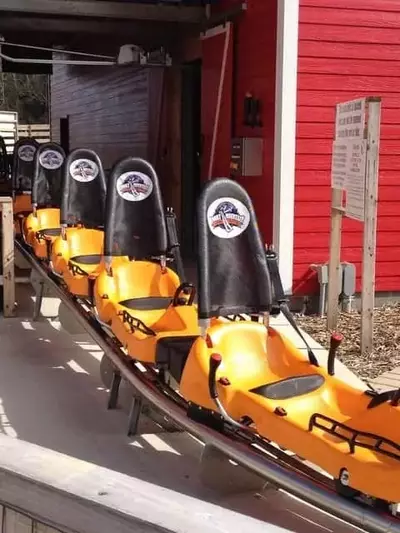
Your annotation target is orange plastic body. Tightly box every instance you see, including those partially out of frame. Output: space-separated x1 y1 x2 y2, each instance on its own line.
94 260 199 363
94 258 168 324
14 194 32 216
179 320 400 503
51 228 104 297
14 194 32 235
23 208 61 259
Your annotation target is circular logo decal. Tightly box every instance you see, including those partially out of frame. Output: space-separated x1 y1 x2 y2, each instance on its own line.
18 145 36 162
39 149 64 170
207 197 250 239
69 159 99 182
116 171 153 202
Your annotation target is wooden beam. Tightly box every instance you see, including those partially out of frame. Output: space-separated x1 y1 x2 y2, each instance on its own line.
0 197 15 317
0 15 180 36
0 0 205 22
0 16 194 49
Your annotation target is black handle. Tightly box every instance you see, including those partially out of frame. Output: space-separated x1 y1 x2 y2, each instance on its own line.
208 353 222 400
390 389 400 407
328 332 343 376
173 283 196 307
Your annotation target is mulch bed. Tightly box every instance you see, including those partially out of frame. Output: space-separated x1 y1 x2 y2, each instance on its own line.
296 304 400 381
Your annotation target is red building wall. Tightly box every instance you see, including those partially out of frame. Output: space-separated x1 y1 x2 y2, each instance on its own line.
294 0 400 294
204 0 277 242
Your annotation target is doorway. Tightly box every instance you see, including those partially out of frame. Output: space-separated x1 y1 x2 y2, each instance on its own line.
60 116 70 154
180 59 202 261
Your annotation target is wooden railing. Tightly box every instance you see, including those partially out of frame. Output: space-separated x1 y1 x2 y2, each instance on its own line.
0 111 18 154
18 123 50 144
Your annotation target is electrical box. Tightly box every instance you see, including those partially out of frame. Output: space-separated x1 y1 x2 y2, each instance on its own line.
230 137 263 178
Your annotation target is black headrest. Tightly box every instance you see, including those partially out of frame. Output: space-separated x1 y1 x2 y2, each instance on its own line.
61 148 107 227
104 157 168 257
32 142 66 207
12 137 40 193
197 178 272 319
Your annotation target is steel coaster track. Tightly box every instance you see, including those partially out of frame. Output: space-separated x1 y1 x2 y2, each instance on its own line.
15 237 400 533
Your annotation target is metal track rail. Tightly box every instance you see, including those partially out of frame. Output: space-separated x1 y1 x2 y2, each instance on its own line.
15 238 400 533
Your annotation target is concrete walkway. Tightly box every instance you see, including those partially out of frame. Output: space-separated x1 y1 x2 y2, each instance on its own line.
0 282 365 533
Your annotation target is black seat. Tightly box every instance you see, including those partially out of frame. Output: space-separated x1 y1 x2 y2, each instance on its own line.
250 374 325 400
37 228 61 238
70 254 103 265
119 297 172 311
156 336 199 383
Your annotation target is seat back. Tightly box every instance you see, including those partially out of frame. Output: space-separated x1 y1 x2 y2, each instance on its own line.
61 148 106 228
104 157 168 258
197 178 272 319
0 136 8 182
32 142 66 208
12 138 39 195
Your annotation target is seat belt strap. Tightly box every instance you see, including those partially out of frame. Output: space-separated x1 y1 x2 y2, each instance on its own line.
166 207 186 282
266 248 319 367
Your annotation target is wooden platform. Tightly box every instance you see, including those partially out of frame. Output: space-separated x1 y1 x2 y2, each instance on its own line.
371 367 400 392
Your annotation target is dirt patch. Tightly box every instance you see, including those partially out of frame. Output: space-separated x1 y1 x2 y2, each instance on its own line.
296 304 400 381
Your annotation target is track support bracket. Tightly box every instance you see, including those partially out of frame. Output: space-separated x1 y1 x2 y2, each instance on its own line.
108 371 122 410
127 395 143 436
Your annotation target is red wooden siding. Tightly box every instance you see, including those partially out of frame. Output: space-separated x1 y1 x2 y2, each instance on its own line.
205 0 277 242
294 0 400 294
51 61 150 171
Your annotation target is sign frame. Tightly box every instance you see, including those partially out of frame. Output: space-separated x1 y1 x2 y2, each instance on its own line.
326 96 382 356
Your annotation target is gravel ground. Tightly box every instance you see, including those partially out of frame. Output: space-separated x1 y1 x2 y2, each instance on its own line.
296 304 400 381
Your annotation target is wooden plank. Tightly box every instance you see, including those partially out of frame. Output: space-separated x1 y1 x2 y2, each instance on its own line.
0 198 15 318
296 231 400 248
295 215 400 233
300 0 400 11
297 154 400 171
300 5 400 28
0 112 17 123
298 72 400 92
19 124 50 131
297 122 400 140
297 138 400 156
295 250 400 272
299 23 400 44
296 183 400 201
299 41 400 62
361 99 381 355
298 105 400 125
293 269 400 293
299 58 400 79
295 198 400 217
326 189 343 330
3 508 32 533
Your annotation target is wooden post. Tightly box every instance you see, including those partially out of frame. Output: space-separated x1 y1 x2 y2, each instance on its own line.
326 188 344 330
361 98 381 355
0 197 15 317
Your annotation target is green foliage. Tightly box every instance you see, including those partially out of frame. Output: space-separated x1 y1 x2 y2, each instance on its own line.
0 73 49 123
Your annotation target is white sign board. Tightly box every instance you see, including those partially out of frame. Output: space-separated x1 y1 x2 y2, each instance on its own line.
330 98 367 220
345 139 367 222
335 98 365 140
331 141 348 190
